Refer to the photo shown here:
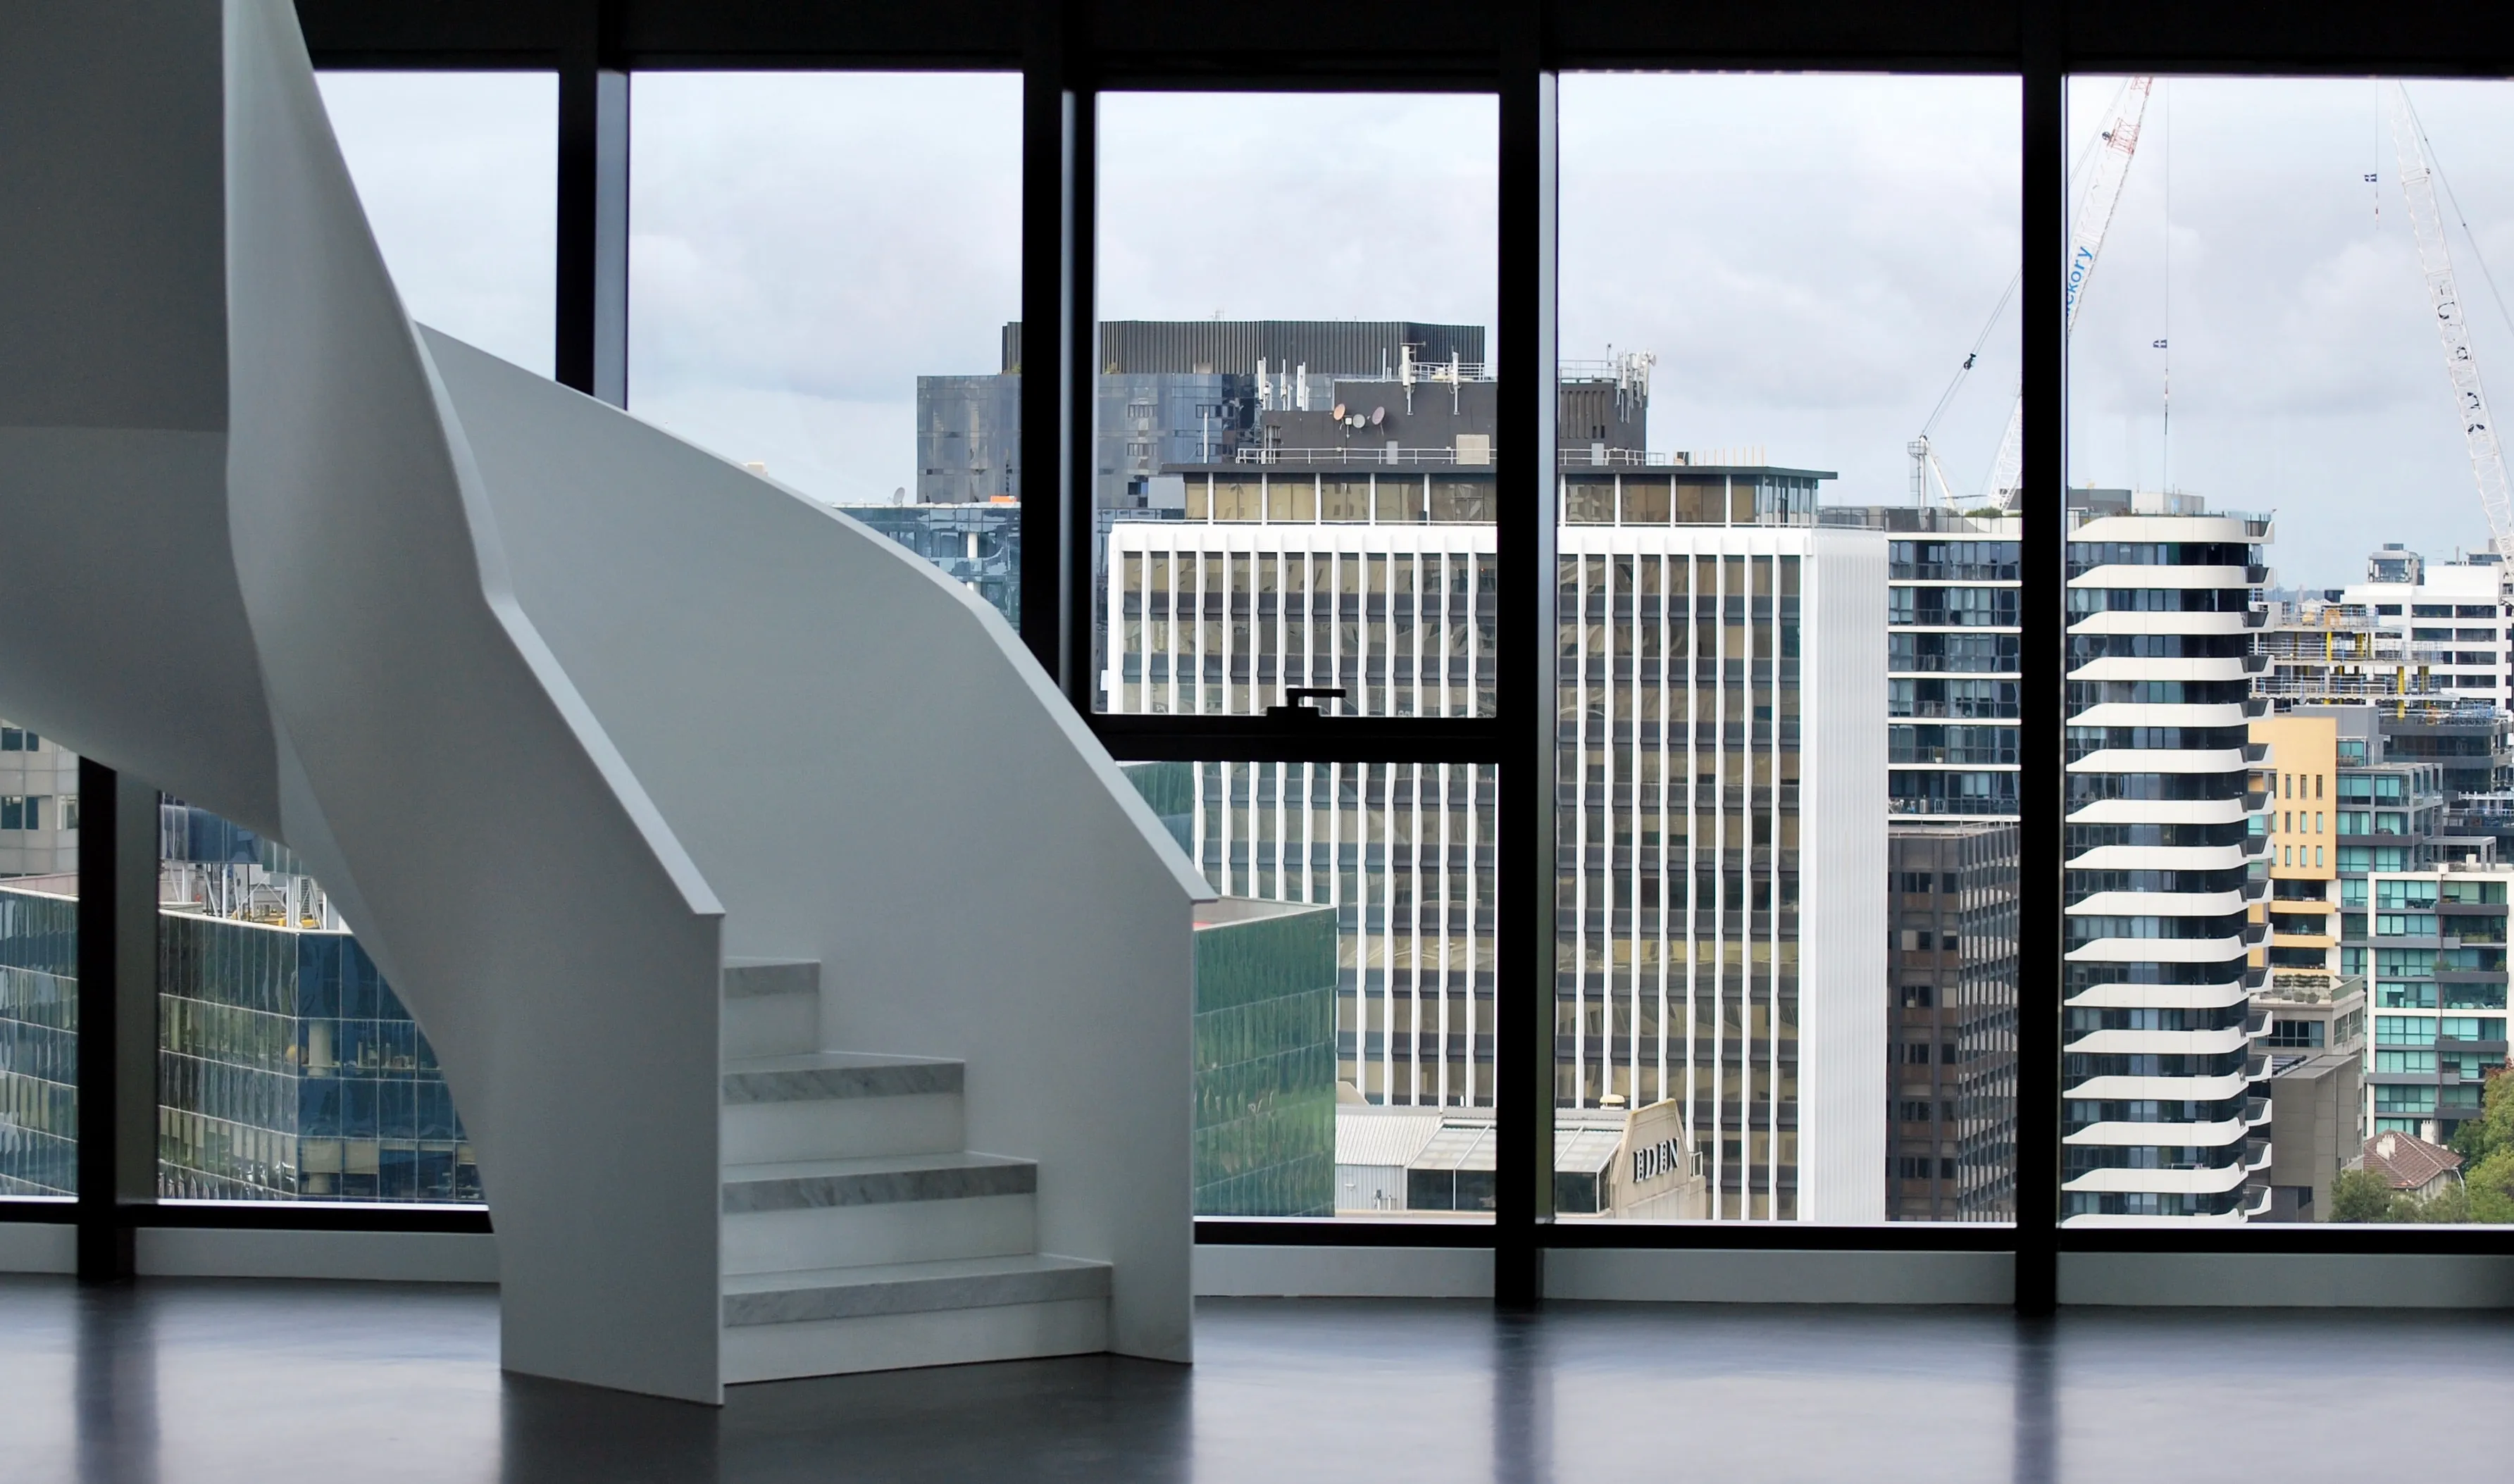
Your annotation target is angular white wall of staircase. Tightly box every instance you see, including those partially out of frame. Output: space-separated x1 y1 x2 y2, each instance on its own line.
0 0 1206 1404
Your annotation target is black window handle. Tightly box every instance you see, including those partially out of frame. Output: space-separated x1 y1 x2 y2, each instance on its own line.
1268 687 1348 720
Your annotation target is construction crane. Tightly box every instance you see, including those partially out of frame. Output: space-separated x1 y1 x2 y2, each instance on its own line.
1978 75 2155 509
1909 275 2012 506
2389 83 2514 557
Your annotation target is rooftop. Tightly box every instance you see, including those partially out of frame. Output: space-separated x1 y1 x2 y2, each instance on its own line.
2363 1130 2463 1193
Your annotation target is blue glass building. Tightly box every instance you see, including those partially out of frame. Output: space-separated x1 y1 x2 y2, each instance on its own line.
157 909 475 1202
0 887 77 1197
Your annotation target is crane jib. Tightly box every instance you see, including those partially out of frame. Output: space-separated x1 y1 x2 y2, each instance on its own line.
2065 244 2098 321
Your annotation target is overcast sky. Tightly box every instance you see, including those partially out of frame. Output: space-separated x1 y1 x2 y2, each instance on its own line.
320 70 2514 590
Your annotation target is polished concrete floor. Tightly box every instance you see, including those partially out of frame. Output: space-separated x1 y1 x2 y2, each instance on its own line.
3 1276 2506 1483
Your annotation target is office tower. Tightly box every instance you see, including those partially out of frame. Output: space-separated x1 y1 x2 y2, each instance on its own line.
2062 491 2273 1222
1886 821 2019 1221
1105 450 1887 1222
2364 863 2513 1144
156 804 475 1202
914 375 1022 506
0 883 75 1196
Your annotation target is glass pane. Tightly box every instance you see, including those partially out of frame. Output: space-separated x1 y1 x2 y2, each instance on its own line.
1093 93 1499 716
630 70 1023 575
1555 75 2022 1224
156 804 477 1204
2074 77 2514 1226
0 725 77 1201
317 72 557 378
1122 760 1497 1221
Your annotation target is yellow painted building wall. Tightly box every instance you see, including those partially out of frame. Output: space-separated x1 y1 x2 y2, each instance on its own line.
2249 713 2339 986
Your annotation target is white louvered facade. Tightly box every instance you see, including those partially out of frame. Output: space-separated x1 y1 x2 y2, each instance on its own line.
1104 486 1885 1221
2063 501 2275 1224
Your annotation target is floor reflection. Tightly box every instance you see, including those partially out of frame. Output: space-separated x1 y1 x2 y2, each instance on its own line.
4 1278 2510 1483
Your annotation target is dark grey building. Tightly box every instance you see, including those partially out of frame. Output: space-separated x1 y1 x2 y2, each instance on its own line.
914 375 1021 506
921 320 1490 510
1886 821 2020 1221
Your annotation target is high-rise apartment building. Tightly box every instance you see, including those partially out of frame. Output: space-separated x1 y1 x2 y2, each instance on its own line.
1104 454 1886 1222
2364 864 2511 1144
1885 821 2019 1221
2341 544 2512 709
1833 507 2024 821
2062 491 2274 1222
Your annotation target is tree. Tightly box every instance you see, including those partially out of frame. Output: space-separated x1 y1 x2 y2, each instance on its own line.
2468 1147 2514 1225
2450 1066 2514 1166
2408 1180 2471 1224
2331 1166 2397 1223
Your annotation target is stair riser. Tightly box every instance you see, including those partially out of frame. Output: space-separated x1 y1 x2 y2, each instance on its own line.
721 1298 1107 1385
721 1195 1035 1276
721 1094 964 1165
723 994 819 1060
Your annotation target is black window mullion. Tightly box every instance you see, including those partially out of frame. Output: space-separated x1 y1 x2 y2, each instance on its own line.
1090 716 1501 767
2014 13 2065 1314
74 760 125 1280
1019 0 1089 702
555 13 628 406
1493 13 1557 1307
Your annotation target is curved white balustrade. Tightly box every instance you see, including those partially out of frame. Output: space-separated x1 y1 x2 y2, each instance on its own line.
0 0 1202 1402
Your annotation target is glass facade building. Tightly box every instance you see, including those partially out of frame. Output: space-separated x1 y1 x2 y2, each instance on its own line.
1191 898 1338 1217
158 911 475 1202
0 886 77 1197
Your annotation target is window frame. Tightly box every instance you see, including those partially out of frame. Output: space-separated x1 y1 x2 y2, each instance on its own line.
25 0 2514 1297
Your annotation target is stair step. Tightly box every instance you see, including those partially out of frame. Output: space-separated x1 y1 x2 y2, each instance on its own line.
722 1052 962 1104
723 959 820 1059
723 959 819 999
721 1259 1108 1385
722 1152 1035 1214
721 1152 1038 1273
721 1054 966 1164
721 1253 1109 1328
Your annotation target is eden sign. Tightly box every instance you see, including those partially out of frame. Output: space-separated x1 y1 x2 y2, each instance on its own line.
1632 1137 1688 1185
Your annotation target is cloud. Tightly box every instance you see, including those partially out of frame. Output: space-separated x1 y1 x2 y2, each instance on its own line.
319 69 2514 583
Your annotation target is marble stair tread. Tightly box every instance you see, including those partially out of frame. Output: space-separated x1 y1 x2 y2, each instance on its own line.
721 1254 1109 1328
721 1051 962 1105
722 1151 1036 1214
721 959 819 998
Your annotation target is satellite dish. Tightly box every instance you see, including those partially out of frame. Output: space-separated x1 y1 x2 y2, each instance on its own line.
1371 406 1386 426
1331 403 1346 420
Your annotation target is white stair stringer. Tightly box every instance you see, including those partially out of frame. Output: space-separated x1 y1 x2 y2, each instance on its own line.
0 6 1204 1399
716 968 1112 1385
